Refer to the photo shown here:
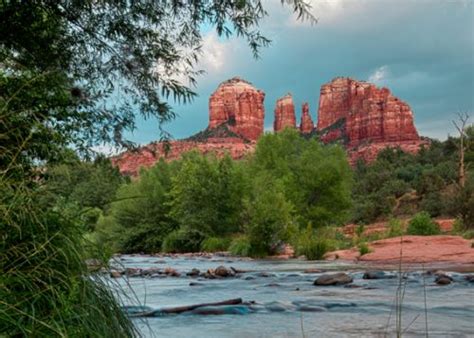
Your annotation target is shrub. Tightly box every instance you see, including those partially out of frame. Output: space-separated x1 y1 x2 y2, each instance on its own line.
355 224 365 238
358 242 371 256
298 237 329 260
294 224 332 260
420 192 445 217
452 218 465 234
229 236 252 257
406 212 440 236
161 227 206 253
388 218 404 237
200 237 231 252
462 230 474 240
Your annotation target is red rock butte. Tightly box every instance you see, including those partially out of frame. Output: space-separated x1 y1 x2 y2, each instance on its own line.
274 94 296 132
299 102 314 134
209 77 265 141
112 76 429 175
317 77 428 163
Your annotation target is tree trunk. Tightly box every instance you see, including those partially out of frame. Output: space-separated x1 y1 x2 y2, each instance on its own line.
128 298 243 317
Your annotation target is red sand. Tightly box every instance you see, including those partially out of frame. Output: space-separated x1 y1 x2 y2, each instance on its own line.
342 218 455 238
325 235 474 266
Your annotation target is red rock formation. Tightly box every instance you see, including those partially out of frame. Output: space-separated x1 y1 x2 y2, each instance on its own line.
209 77 265 141
113 76 429 176
113 77 265 176
317 77 427 162
112 138 254 176
274 94 296 132
299 102 314 133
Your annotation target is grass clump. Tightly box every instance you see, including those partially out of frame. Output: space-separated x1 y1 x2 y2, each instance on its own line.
406 212 440 236
355 223 365 238
0 184 137 337
298 237 329 260
462 230 474 240
388 217 404 237
229 236 252 256
358 242 371 256
200 237 232 252
294 224 333 260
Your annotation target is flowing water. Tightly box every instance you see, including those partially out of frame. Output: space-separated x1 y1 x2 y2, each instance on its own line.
111 255 474 338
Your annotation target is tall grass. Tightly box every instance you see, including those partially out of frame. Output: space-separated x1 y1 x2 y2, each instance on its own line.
0 177 138 336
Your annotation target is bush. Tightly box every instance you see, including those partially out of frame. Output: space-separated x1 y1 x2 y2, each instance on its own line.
452 218 465 234
229 236 252 256
420 192 444 217
200 237 231 252
388 218 404 237
294 224 332 260
298 237 329 260
462 230 474 240
406 212 440 236
355 224 365 238
161 227 206 253
358 242 371 256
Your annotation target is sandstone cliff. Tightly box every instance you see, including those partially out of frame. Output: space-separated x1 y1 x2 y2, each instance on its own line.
209 77 265 141
299 102 314 134
317 77 421 146
113 76 428 175
113 77 264 175
317 77 428 162
273 94 296 132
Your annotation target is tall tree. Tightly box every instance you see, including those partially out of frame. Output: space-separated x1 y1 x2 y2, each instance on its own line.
453 113 471 187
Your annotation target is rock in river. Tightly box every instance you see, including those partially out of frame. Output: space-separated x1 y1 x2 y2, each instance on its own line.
214 265 235 278
363 271 395 280
314 273 353 286
435 274 453 285
186 268 200 277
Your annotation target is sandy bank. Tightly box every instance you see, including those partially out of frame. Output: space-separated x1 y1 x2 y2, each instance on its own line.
325 235 474 269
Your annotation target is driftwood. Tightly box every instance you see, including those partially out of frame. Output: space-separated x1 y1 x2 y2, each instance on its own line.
128 298 243 317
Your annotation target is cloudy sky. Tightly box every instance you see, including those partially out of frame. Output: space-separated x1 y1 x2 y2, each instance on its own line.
125 0 473 146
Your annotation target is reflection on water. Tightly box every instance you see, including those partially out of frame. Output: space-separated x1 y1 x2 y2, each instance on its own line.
112 255 474 338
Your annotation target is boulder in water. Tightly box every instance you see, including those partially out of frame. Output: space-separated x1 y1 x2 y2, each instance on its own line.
435 274 453 285
214 265 235 277
186 268 200 277
297 304 327 312
314 273 352 286
304 268 322 274
125 267 142 277
363 271 395 279
164 267 180 277
464 275 474 283
110 270 122 278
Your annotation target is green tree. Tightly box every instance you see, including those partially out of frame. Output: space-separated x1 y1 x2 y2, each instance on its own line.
251 129 352 227
109 159 176 253
45 155 125 211
243 174 294 256
169 152 246 236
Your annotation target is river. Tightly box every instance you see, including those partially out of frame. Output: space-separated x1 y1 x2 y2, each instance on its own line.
110 254 474 338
